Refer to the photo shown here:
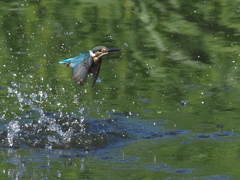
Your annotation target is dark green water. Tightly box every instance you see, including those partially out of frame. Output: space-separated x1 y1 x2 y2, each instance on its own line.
0 0 240 179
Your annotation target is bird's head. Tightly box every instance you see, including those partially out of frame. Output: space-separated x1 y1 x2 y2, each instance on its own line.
89 46 120 61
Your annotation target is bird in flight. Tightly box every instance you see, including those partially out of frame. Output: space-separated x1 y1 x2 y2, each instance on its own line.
59 46 120 87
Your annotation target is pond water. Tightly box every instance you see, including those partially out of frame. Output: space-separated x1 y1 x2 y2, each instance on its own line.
0 0 240 179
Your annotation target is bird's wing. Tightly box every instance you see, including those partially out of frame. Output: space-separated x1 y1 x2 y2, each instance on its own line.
89 59 102 87
69 53 91 68
72 54 93 85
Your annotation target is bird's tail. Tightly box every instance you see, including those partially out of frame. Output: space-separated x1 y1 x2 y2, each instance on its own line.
59 58 73 64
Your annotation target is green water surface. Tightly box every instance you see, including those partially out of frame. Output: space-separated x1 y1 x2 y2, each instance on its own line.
0 0 240 179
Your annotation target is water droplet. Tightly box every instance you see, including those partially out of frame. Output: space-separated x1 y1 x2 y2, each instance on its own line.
11 81 20 87
45 144 52 149
79 108 84 114
57 171 61 178
55 102 61 106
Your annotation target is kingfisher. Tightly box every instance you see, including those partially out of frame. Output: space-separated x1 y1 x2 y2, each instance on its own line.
59 46 120 87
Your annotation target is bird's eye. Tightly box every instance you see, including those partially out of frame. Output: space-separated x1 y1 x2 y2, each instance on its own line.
98 49 102 52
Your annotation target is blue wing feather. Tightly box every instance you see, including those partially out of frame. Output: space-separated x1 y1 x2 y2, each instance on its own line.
59 52 91 68
58 58 74 64
59 52 96 86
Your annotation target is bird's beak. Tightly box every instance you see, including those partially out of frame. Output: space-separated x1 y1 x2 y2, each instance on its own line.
107 48 121 52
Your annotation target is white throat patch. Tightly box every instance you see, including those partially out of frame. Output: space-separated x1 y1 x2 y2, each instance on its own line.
89 50 96 57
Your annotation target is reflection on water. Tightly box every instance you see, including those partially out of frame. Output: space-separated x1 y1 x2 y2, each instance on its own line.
1 0 240 179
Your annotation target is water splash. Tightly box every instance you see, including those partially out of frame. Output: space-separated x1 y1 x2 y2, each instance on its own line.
7 83 49 117
0 113 169 150
2 82 167 150
7 121 20 147
4 115 86 149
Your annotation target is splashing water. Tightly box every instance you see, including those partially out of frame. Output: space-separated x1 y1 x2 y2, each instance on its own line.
3 115 87 149
7 121 20 147
2 82 165 150
3 82 83 148
7 86 47 117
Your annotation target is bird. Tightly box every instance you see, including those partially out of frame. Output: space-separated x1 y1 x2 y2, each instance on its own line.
59 46 120 87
